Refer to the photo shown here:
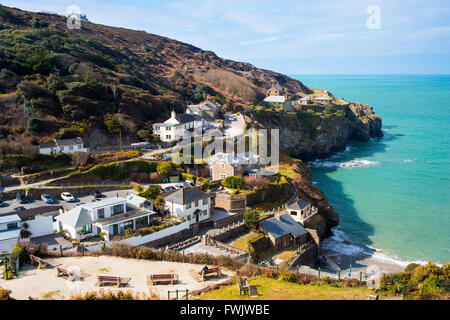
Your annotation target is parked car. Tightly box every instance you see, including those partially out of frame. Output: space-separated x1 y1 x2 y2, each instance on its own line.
16 192 29 204
90 190 103 198
183 181 194 188
0 200 8 207
13 206 26 211
163 186 176 192
61 192 75 202
41 194 54 204
174 183 184 189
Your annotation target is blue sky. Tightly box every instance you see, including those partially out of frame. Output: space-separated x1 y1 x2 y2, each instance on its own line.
3 0 450 74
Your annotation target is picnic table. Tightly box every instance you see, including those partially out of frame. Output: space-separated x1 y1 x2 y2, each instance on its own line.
200 267 221 281
29 255 53 270
147 274 179 286
97 275 131 288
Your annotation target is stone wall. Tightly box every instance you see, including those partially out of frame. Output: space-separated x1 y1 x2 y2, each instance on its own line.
214 212 244 229
289 243 318 268
210 224 247 242
142 228 193 248
214 191 246 214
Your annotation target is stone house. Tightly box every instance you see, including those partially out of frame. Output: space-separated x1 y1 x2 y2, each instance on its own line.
266 84 284 97
297 96 312 105
186 99 221 121
208 152 265 180
314 95 333 105
259 213 309 251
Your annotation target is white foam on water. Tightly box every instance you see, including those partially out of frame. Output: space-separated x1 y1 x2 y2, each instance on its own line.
403 159 416 163
310 159 379 169
321 227 369 256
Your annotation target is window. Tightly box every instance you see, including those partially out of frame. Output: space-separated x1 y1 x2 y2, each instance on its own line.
6 222 18 230
97 208 105 219
202 198 208 205
195 200 199 207
186 215 191 221
78 145 82 149
166 135 171 139
167 127 171 131
123 220 134 231
60 147 64 151
112 204 124 216
69 146 74 151
220 174 226 179
221 163 225 169
203 210 208 216
186 202 191 209
290 211 297 216
82 224 92 234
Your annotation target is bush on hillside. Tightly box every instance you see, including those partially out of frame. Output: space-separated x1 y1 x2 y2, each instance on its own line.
221 176 244 189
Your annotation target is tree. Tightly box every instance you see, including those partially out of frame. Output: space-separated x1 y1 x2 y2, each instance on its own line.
72 151 89 167
138 185 162 200
221 176 244 189
153 195 166 213
244 210 259 230
156 162 172 176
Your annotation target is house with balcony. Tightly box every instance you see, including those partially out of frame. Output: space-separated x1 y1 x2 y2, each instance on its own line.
163 188 210 224
286 199 318 225
153 110 203 144
0 214 21 253
55 197 157 241
39 137 89 155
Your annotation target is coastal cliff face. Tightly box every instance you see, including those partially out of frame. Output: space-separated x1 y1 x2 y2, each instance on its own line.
250 102 383 161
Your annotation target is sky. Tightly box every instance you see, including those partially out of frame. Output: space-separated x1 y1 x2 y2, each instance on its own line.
3 0 450 74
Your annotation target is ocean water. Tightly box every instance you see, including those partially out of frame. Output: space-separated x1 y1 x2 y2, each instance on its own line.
291 74 450 265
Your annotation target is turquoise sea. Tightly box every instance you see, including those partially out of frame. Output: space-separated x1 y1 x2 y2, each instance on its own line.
291 75 450 265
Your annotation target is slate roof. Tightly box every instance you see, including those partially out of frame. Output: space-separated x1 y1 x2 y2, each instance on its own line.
0 214 21 224
81 197 126 209
0 206 63 221
273 85 283 91
39 137 84 148
55 137 84 146
287 200 311 211
259 214 308 239
175 113 202 124
56 206 93 228
164 187 209 205
264 95 286 103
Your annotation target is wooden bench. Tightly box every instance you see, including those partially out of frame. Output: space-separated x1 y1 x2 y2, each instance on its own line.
29 255 53 270
97 275 131 288
238 277 249 295
200 267 221 281
147 274 179 286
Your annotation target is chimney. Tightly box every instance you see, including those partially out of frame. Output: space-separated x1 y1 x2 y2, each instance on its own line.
171 109 176 119
276 213 281 221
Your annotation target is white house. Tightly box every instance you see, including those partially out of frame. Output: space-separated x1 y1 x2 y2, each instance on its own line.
314 95 333 104
263 95 286 104
39 137 89 155
163 188 210 225
56 197 157 241
0 214 21 253
286 199 318 225
153 110 203 144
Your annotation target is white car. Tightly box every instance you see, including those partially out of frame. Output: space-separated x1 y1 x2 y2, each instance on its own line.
61 192 75 202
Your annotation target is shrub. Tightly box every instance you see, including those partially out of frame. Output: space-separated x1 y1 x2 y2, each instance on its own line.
244 210 260 230
138 185 162 200
280 272 296 283
156 162 172 175
10 245 27 266
405 263 420 274
411 262 442 283
70 290 152 300
0 288 12 300
221 176 244 189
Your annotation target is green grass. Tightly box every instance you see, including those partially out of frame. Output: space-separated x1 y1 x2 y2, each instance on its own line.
231 232 259 251
199 277 370 300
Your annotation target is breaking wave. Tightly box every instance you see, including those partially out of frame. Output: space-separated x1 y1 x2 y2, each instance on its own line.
310 159 379 169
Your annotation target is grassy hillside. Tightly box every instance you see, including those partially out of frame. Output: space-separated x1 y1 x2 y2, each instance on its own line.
0 5 312 149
